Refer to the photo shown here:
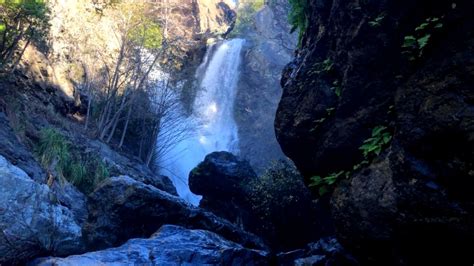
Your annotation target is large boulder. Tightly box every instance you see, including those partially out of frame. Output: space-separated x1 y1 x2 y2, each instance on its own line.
190 153 329 251
32 225 269 266
275 0 474 264
332 148 474 265
83 176 266 251
0 155 84 264
189 151 257 226
50 181 88 225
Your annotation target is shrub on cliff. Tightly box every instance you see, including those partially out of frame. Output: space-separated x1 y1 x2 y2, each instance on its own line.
288 0 308 44
36 127 109 193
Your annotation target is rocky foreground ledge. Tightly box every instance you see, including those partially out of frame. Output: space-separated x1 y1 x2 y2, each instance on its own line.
31 225 269 266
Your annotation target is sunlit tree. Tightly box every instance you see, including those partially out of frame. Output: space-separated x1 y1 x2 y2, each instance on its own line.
0 0 50 70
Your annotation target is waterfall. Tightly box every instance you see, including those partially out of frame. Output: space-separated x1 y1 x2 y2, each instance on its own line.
158 39 245 205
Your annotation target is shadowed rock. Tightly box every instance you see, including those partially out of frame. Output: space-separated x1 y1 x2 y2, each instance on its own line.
33 225 268 266
83 176 267 252
275 0 474 264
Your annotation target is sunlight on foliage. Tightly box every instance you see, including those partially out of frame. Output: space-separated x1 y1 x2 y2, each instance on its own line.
230 0 265 36
128 17 163 50
0 0 50 68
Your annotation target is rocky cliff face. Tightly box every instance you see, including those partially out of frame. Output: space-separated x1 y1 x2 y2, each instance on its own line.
46 0 235 102
234 0 297 172
275 0 474 264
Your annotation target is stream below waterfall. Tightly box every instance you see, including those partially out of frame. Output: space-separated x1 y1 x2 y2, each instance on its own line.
158 39 245 205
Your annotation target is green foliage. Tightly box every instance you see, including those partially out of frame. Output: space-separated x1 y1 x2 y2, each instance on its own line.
288 0 308 45
36 128 72 178
68 157 109 193
230 0 265 36
129 17 162 50
309 125 393 196
0 0 50 68
36 128 110 194
321 58 333 72
402 17 444 60
310 58 334 75
359 126 392 157
309 171 345 196
368 13 385 28
331 80 341 97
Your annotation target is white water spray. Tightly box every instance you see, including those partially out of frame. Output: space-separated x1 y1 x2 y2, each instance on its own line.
158 39 245 205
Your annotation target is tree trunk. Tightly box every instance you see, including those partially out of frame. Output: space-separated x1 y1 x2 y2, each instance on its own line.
9 36 31 73
118 105 133 148
84 92 92 130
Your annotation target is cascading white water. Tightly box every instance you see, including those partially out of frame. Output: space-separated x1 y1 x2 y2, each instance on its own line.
158 39 245 205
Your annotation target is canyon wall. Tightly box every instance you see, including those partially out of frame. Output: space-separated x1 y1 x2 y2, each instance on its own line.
275 0 474 264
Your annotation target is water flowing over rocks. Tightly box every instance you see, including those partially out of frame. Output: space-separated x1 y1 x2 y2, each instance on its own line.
159 39 245 205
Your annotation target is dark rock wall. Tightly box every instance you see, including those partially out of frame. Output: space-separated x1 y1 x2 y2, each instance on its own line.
275 0 474 264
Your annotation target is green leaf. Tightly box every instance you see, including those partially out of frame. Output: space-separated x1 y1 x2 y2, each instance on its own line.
319 186 329 196
434 23 443 29
363 137 376 143
382 133 392 144
324 174 339 185
372 126 387 136
359 143 374 151
368 145 380 153
309 176 323 187
417 34 431 49
415 22 429 31
402 36 417 48
335 86 342 97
